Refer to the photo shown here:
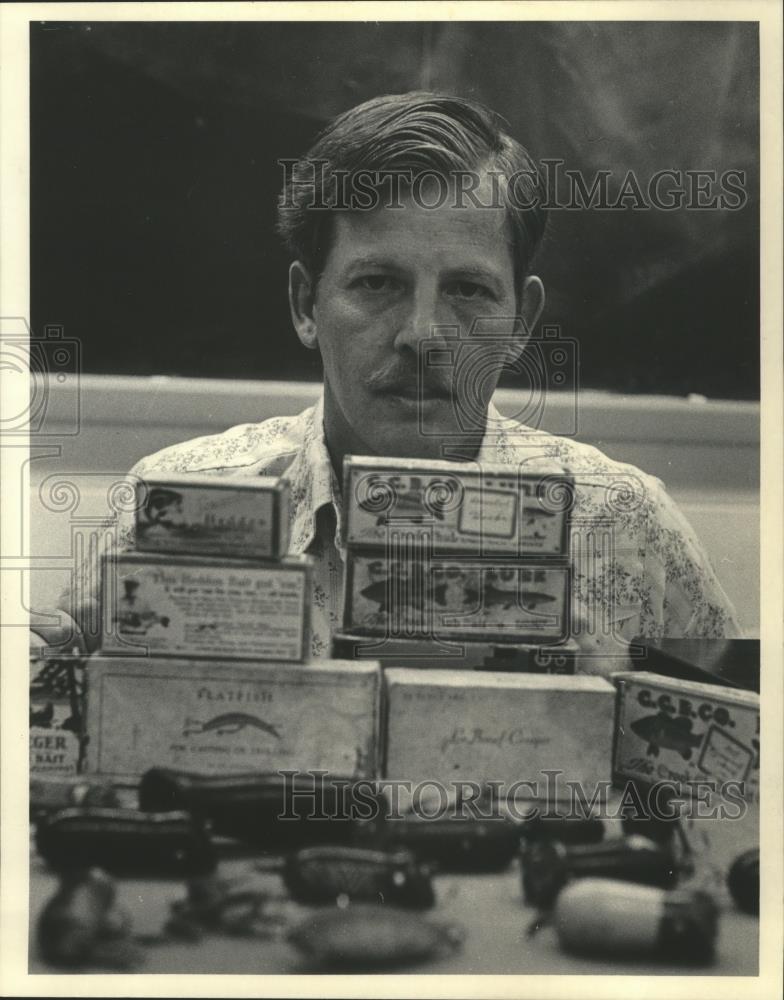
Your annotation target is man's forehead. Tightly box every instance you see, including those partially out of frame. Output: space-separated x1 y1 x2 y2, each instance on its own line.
328 179 514 271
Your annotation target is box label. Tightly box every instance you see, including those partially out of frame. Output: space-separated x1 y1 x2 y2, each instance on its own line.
346 554 569 643
85 658 380 780
384 670 615 792
30 658 84 776
345 463 571 556
102 557 308 661
614 673 760 806
136 481 283 558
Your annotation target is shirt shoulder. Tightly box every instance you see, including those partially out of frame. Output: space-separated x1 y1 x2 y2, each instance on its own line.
129 408 313 479
494 412 665 497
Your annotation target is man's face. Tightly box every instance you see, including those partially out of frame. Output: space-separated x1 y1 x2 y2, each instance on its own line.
297 176 531 461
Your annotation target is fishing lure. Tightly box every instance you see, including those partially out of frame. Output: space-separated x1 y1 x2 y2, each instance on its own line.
138 767 381 848
161 874 285 941
553 878 718 963
281 845 435 908
287 905 464 968
37 868 140 969
35 806 216 876
521 814 605 845
30 776 120 819
727 848 759 915
522 834 677 908
354 812 521 872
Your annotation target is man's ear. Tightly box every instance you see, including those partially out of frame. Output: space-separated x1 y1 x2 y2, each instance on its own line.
508 274 545 364
289 261 318 349
520 275 545 336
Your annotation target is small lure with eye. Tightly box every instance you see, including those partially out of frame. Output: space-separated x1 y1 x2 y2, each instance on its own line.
287 905 464 969
553 878 718 964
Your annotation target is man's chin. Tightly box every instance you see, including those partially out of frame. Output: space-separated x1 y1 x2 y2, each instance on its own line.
361 401 482 460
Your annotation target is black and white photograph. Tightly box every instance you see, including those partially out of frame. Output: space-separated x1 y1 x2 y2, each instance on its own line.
0 2 781 995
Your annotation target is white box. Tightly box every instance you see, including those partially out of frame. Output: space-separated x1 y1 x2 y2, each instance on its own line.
101 552 310 662
384 669 615 793
134 473 290 559
85 656 381 780
344 456 572 557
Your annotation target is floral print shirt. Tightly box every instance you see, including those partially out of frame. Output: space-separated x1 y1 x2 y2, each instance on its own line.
97 395 740 662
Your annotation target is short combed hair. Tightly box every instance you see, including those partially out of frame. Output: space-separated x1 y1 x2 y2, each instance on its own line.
276 92 548 295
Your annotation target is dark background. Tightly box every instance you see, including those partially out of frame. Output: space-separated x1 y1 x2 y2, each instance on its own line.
30 21 759 398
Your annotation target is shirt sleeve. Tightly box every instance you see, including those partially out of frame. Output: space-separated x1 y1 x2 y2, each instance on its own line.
640 476 742 638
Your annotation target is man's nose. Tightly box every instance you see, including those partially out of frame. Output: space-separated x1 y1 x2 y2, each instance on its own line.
392 286 455 355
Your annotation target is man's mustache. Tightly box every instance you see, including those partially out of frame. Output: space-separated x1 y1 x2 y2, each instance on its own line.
366 360 452 398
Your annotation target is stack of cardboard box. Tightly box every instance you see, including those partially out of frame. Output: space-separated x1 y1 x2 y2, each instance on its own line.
334 456 577 671
83 474 381 782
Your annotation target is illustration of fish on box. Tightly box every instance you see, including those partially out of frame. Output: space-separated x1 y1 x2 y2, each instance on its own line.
344 552 570 643
613 672 760 804
84 657 382 780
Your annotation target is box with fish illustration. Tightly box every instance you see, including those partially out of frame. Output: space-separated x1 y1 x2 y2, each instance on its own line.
30 653 86 776
331 632 577 673
343 456 573 557
344 551 570 644
613 672 760 804
84 656 381 780
134 473 290 559
100 552 310 662
383 670 615 792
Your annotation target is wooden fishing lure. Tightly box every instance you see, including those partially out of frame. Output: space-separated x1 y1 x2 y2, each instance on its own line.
287 905 463 968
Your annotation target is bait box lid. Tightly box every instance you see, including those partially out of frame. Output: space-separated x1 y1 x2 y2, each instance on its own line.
342 455 572 558
84 656 382 781
133 472 290 560
100 551 312 663
612 671 759 801
383 669 615 794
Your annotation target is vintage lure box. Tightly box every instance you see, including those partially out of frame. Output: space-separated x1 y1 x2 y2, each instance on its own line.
343 456 573 557
344 552 570 644
100 552 310 662
612 672 760 805
29 654 86 776
383 669 615 791
331 632 578 673
133 473 290 559
85 657 381 780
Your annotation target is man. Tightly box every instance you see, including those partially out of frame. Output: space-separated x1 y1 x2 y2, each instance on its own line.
36 92 739 665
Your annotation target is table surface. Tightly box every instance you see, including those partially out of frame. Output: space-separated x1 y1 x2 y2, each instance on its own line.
29 851 758 976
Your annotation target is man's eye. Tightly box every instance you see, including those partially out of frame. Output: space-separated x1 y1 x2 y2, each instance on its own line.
445 280 491 300
357 275 398 292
